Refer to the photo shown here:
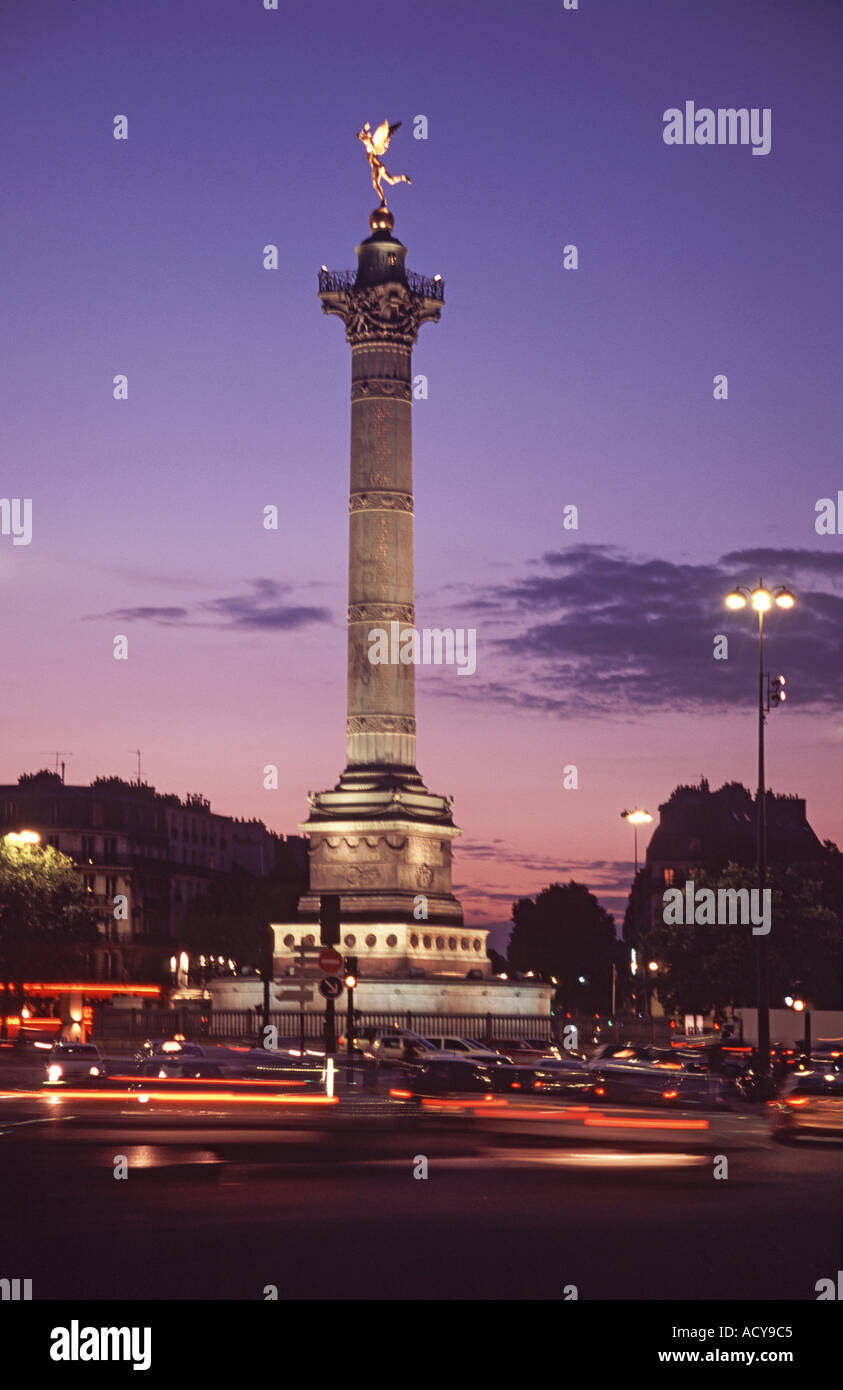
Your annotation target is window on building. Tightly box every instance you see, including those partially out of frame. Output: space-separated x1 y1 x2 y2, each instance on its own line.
664 868 675 887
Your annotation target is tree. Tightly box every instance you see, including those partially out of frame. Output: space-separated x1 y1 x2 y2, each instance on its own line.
0 841 99 1032
508 881 620 1013
635 854 843 1014
178 868 301 976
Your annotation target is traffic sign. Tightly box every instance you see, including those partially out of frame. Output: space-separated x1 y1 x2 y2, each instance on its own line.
318 976 344 1000
318 947 343 975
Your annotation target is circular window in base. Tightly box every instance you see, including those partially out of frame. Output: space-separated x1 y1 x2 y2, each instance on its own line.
422 936 431 949
303 934 315 946
365 934 377 948
386 934 398 947
344 934 356 947
435 937 444 950
410 933 419 949
448 937 457 950
473 939 482 951
282 934 295 949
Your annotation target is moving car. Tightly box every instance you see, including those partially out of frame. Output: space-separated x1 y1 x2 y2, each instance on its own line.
135 1058 225 1080
390 1056 502 1099
43 1042 105 1085
134 1038 206 1062
586 1046 726 1107
770 1068 843 1142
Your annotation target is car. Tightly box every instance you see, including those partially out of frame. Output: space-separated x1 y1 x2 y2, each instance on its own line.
135 1058 225 1080
424 1035 510 1063
360 1029 451 1063
134 1038 206 1062
770 1068 843 1142
592 1062 725 1108
44 1042 105 1085
486 1038 558 1061
390 1056 502 1099
507 1056 594 1101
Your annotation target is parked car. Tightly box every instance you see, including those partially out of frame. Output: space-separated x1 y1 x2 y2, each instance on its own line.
360 1029 459 1063
770 1068 843 1141
44 1042 105 1085
486 1038 558 1061
425 1035 510 1063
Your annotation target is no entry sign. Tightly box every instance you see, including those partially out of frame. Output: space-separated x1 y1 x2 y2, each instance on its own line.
318 947 343 975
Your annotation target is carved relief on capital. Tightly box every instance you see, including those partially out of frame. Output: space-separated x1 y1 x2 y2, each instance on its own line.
328 284 439 347
349 491 413 514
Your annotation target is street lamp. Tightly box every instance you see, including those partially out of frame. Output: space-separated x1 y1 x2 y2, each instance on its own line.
724 578 795 1076
620 809 653 876
3 830 41 847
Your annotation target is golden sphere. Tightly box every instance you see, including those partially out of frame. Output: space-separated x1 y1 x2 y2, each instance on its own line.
369 205 394 233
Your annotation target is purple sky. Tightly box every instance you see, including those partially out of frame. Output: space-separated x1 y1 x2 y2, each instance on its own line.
2 0 841 951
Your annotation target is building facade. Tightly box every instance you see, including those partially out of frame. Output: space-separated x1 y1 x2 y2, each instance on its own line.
0 772 306 981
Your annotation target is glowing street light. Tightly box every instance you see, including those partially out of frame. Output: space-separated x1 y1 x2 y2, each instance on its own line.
620 808 653 876
4 830 41 846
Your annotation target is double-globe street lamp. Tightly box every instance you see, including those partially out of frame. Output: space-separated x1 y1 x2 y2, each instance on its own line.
724 580 795 1076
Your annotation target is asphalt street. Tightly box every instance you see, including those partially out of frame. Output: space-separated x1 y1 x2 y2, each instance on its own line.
1 1087 839 1301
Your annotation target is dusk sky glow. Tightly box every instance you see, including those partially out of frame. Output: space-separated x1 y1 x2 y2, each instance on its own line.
2 0 840 951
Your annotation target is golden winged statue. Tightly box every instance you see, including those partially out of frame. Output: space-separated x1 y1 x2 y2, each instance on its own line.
357 119 411 209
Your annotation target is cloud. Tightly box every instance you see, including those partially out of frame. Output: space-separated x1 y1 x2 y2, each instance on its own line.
422 545 843 715
85 579 332 632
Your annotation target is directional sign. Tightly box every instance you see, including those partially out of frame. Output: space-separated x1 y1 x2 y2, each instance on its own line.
318 976 344 1000
318 947 343 976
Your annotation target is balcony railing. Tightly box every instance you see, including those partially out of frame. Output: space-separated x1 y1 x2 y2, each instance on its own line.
318 269 444 301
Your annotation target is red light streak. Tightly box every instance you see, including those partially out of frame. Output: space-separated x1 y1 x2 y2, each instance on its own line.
583 1113 708 1130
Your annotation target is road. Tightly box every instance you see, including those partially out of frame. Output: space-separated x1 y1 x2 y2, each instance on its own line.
1 1084 839 1301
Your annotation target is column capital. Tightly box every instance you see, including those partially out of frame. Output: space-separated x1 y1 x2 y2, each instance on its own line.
319 279 442 348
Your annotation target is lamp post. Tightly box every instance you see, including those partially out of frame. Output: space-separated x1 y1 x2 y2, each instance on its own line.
621 810 653 1019
724 580 795 1077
